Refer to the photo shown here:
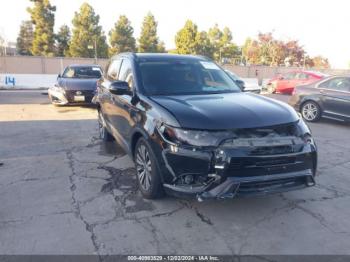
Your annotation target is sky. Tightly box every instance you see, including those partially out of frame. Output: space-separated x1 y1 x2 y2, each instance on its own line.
1 0 349 68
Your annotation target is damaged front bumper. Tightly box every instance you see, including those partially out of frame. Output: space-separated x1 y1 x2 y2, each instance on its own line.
48 88 95 105
160 134 317 201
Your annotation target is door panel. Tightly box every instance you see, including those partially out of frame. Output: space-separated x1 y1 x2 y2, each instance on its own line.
318 77 350 119
101 59 122 127
109 58 136 144
277 72 296 93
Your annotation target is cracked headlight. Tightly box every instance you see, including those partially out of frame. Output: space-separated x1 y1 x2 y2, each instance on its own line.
158 124 234 147
52 84 65 93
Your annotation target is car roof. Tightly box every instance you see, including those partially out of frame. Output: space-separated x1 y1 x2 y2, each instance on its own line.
112 52 210 62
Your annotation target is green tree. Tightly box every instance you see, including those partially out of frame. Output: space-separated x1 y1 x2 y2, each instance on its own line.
27 0 56 56
207 24 238 62
208 24 223 61
157 41 166 53
219 27 239 62
55 25 70 57
16 20 34 56
175 20 214 58
68 3 108 58
175 20 199 54
109 15 136 56
138 13 162 53
195 31 214 58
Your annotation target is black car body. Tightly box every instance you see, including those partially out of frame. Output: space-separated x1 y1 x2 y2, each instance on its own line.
49 65 102 105
94 53 317 200
289 75 350 122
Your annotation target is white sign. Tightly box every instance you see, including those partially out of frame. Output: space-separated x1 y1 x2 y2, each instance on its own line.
0 74 57 89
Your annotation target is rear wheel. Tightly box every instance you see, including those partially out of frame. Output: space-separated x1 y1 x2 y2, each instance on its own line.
98 109 114 141
301 101 321 122
134 138 163 199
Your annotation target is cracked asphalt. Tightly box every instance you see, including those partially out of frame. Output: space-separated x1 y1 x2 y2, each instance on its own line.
1 90 350 256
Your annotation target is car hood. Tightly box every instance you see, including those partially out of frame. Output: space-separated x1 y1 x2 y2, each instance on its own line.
58 78 98 90
150 93 299 129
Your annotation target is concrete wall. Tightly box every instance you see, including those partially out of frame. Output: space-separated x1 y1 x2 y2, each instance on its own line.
0 56 109 74
223 64 350 78
1 56 350 77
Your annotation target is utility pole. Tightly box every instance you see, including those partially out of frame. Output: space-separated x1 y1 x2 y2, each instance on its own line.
94 37 97 64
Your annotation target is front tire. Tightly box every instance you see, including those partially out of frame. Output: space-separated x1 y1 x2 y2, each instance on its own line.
301 101 321 122
134 138 164 199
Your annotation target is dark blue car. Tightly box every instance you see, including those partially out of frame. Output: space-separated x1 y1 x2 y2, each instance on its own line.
49 65 102 105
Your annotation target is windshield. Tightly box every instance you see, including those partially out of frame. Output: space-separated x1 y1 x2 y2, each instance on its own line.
138 60 241 95
62 66 102 79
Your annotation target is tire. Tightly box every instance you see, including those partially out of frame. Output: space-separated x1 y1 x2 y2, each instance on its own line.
98 109 114 141
301 101 321 122
134 137 164 199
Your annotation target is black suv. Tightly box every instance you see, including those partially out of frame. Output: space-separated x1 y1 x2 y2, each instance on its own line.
94 53 317 200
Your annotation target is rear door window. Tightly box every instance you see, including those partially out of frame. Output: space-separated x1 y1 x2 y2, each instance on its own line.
107 59 122 80
319 77 350 92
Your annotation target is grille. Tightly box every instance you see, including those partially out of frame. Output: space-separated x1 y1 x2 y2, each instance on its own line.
250 145 294 155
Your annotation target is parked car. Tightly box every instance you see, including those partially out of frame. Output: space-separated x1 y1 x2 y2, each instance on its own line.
266 70 327 94
48 65 102 105
289 75 350 122
94 53 317 200
225 70 261 93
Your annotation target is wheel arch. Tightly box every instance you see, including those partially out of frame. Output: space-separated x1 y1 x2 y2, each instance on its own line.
299 98 322 113
130 128 151 158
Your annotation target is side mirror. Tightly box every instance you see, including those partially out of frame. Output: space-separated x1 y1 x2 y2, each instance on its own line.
235 80 245 91
109 81 131 95
57 74 61 79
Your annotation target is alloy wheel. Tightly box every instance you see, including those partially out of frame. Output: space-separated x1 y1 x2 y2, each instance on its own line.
302 102 318 121
135 144 152 191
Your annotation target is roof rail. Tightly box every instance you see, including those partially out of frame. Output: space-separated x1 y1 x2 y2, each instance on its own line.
195 55 211 61
111 52 136 60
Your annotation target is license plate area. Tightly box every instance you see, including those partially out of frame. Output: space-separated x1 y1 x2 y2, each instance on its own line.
74 95 85 102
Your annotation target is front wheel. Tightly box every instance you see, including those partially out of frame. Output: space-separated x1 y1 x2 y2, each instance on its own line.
134 138 164 199
301 101 321 122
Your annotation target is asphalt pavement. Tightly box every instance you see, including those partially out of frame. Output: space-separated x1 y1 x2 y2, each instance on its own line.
1 90 350 256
